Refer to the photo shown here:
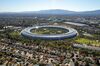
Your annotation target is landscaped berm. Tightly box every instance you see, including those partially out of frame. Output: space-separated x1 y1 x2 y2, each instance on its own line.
21 25 78 40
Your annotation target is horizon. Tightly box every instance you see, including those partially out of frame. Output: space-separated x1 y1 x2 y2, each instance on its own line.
0 0 100 12
0 9 100 13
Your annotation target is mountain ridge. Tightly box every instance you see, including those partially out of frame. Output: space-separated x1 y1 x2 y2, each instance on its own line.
0 9 100 15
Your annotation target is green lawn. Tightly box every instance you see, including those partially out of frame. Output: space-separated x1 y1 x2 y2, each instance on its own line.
75 38 100 46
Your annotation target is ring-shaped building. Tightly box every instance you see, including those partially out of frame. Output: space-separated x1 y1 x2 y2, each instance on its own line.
21 26 78 40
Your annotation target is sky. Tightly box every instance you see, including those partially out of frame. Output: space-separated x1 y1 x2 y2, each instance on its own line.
0 0 100 12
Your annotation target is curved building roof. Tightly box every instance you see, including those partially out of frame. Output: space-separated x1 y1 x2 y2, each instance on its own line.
21 26 78 40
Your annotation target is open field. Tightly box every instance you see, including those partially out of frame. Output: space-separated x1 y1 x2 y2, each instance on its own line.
75 38 100 46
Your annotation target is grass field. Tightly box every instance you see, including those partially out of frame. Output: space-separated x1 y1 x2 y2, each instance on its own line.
75 38 100 46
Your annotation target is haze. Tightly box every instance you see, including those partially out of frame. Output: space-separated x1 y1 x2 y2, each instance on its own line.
0 0 100 12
